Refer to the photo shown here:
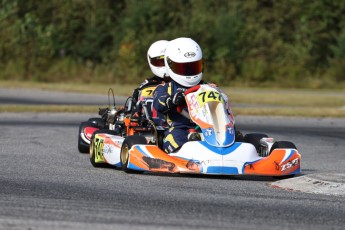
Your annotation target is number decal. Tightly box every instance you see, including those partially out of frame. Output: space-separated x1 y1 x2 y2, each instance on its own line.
94 138 104 162
140 86 156 98
199 92 206 102
208 91 217 100
197 90 223 107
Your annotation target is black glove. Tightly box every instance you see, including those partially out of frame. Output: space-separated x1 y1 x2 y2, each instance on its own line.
172 91 186 106
165 91 186 109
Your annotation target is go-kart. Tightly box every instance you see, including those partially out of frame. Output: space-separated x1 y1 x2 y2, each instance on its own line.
77 88 119 153
78 86 162 154
89 84 301 177
78 86 165 153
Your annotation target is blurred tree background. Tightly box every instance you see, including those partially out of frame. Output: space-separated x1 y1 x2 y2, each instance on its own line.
0 0 344 88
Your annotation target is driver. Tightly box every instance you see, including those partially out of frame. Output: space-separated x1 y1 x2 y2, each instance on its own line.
130 40 170 123
152 37 205 153
132 40 170 104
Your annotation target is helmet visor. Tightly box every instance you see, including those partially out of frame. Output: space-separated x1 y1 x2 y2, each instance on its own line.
167 58 203 76
149 55 165 67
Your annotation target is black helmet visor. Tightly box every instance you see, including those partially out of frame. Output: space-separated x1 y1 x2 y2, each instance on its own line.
167 58 203 76
149 55 165 67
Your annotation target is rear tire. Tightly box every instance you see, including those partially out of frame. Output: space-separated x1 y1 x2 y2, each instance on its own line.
78 121 98 153
88 117 106 129
120 135 147 173
243 133 268 152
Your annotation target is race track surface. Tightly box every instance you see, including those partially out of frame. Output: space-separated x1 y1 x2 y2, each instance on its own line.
1 112 345 230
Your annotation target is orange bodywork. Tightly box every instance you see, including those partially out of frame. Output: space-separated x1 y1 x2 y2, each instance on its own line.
128 145 201 173
244 149 301 176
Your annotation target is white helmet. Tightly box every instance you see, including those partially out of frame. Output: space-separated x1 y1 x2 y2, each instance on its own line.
164 37 203 87
147 40 169 78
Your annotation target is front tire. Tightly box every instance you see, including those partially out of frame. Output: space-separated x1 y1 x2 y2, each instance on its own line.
270 141 297 153
88 117 106 129
89 136 101 167
89 130 114 168
120 135 147 173
243 133 268 152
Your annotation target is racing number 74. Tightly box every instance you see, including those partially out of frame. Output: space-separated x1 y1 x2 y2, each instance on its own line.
197 90 223 107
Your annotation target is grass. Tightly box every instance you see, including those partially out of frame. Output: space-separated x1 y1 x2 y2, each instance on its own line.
0 80 133 95
220 87 345 108
1 80 344 117
1 105 344 118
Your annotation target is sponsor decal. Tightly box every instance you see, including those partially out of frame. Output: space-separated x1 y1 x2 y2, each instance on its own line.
103 143 116 156
142 156 176 171
188 94 199 117
227 126 234 135
184 52 196 58
281 158 299 171
202 108 208 117
204 128 213 137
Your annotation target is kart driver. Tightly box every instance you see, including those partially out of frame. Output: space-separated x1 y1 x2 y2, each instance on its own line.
132 40 170 104
130 40 170 123
152 37 205 153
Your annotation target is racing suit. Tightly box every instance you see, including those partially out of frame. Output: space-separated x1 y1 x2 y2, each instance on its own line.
152 81 197 153
132 75 164 103
131 75 168 124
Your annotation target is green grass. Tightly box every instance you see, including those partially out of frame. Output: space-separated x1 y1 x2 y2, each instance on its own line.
221 87 345 108
0 105 100 113
1 80 344 117
0 80 134 95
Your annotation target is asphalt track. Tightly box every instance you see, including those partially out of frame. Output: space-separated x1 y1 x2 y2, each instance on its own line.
1 88 345 229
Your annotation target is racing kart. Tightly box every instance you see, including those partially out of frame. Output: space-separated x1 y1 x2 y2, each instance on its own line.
78 86 163 154
89 84 301 177
77 88 118 153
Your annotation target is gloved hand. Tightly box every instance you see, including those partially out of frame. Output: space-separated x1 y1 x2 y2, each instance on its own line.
172 91 186 106
165 91 186 109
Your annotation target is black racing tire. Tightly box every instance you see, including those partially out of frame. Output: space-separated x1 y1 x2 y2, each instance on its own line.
78 121 98 153
234 125 244 142
270 141 297 153
243 133 268 152
88 117 106 129
120 135 147 173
